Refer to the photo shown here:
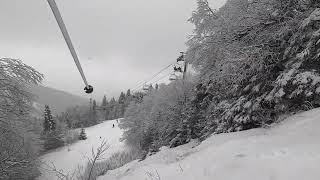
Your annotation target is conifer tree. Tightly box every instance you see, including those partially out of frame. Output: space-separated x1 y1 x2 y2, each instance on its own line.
117 92 126 117
91 99 98 124
126 89 131 98
148 84 154 92
101 95 109 120
79 128 87 140
42 105 64 151
92 100 97 111
101 95 108 107
43 105 55 131
110 97 116 104
108 97 117 119
118 92 126 104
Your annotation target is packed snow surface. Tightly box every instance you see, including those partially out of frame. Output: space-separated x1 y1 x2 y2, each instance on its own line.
38 119 124 180
99 109 320 180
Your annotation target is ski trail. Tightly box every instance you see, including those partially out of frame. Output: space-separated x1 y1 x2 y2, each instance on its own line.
38 119 124 180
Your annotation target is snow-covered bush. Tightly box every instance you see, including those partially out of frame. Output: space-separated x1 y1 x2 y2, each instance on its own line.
81 148 141 180
190 5 320 134
64 129 80 145
0 58 43 179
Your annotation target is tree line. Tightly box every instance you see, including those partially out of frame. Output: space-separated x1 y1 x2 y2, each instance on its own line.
55 88 145 131
100 89 147 120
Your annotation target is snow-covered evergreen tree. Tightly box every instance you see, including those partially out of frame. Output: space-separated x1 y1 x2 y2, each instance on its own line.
101 95 108 107
92 100 97 111
43 105 55 131
79 128 87 140
42 105 64 151
126 89 131 98
91 99 98 124
118 92 126 104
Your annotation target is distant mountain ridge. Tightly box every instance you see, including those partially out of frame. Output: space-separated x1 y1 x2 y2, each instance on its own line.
28 85 88 115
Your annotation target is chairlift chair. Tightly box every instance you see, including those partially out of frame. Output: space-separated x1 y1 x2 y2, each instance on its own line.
177 52 185 62
174 66 183 73
143 84 150 91
176 55 184 62
169 73 177 81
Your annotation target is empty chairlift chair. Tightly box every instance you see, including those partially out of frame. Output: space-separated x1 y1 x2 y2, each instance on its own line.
143 84 150 91
169 73 177 81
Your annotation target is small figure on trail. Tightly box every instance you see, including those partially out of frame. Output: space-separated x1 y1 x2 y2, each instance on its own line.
99 136 101 139
112 124 115 128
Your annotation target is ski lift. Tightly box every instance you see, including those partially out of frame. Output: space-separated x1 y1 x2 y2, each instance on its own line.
47 0 93 94
174 66 183 72
169 73 177 81
176 55 184 62
84 85 94 94
176 52 185 62
143 83 150 91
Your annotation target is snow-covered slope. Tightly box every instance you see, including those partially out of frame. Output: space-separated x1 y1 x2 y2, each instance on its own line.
99 109 320 180
38 119 124 180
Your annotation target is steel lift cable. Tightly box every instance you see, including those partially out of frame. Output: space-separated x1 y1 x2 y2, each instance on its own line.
133 72 172 92
131 63 173 91
149 72 172 85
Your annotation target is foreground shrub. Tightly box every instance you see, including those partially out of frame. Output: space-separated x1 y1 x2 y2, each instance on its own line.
81 147 141 180
64 129 80 145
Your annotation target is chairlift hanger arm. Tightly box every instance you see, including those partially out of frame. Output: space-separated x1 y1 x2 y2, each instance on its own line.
47 0 93 94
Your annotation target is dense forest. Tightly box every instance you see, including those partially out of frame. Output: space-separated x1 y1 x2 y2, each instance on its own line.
56 89 145 129
120 0 320 153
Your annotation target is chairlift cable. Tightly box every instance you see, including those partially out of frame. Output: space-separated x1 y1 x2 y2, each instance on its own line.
133 72 172 92
149 72 172 85
131 63 173 91
132 72 171 91
147 63 173 82
132 53 187 92
139 63 173 86
47 0 93 94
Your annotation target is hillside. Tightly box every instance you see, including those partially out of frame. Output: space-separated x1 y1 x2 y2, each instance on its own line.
98 108 320 180
28 85 88 115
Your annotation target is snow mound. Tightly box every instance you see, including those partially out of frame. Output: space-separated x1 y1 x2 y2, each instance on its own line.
99 109 320 180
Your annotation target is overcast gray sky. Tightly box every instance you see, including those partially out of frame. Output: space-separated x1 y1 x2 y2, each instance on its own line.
0 0 226 100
